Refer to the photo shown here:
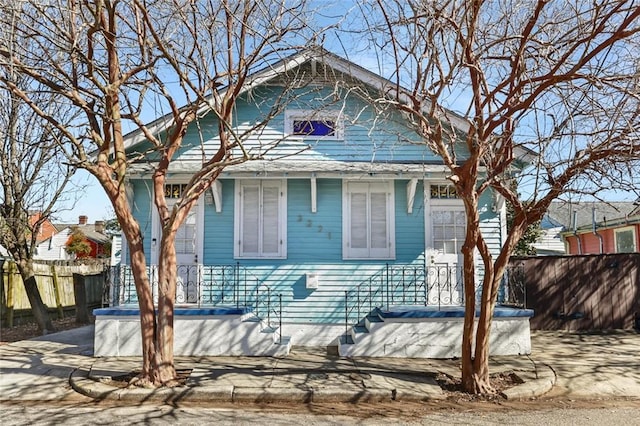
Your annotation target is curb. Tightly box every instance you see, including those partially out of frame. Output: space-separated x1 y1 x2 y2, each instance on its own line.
71 366 554 404
70 368 234 403
70 368 441 403
501 365 556 400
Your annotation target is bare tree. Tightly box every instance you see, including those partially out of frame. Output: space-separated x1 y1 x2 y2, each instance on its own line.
0 35 78 334
0 0 317 385
357 0 640 393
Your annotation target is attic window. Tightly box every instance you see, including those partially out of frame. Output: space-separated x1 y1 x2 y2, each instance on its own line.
293 119 336 137
285 110 343 140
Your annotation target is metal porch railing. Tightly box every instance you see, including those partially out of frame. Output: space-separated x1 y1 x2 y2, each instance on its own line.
344 263 526 332
107 263 283 343
499 262 526 307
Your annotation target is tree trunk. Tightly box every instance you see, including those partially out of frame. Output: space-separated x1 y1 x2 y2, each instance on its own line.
15 260 55 334
465 220 528 394
471 266 496 394
127 234 159 379
460 230 481 392
113 200 159 384
458 179 481 393
155 229 178 385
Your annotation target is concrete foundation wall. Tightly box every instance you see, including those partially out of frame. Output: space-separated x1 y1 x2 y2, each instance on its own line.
283 323 345 346
94 310 290 357
339 316 531 358
94 307 531 359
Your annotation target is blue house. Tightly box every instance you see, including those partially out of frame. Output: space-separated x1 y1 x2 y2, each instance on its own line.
97 49 532 358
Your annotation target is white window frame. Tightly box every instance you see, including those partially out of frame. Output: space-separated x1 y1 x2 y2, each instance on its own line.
342 181 395 260
284 109 344 140
424 182 466 255
614 226 637 253
429 206 467 254
150 182 205 266
234 179 287 259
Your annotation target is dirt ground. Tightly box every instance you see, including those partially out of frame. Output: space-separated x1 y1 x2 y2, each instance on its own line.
0 315 95 345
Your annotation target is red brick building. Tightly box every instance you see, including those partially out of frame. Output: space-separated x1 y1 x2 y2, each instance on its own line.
559 204 639 254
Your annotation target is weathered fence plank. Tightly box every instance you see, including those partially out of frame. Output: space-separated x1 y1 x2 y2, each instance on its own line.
1 260 106 326
510 253 640 331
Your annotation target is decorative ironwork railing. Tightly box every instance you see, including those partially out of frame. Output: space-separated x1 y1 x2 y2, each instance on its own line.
344 263 526 332
106 261 525 344
499 263 526 307
344 263 464 333
107 263 282 343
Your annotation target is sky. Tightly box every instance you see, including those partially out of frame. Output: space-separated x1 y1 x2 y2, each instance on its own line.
54 0 638 222
57 170 112 224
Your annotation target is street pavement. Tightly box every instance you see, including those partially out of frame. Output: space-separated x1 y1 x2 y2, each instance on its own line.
1 325 639 405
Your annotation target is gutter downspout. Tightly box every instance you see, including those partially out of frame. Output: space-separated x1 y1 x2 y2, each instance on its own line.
592 207 604 254
572 211 582 254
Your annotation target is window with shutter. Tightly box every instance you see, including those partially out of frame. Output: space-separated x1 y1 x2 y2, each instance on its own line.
235 180 287 259
343 181 395 259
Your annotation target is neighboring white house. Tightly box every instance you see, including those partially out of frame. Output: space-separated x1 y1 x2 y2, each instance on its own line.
0 243 9 259
35 215 111 261
532 215 566 255
34 227 75 261
110 235 122 266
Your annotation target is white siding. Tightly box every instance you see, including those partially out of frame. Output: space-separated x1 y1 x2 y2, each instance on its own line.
34 229 73 261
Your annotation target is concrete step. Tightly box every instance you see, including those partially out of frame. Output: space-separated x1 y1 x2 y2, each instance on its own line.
340 334 354 345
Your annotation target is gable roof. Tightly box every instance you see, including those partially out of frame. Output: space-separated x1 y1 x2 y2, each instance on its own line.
123 47 468 150
545 200 638 231
122 47 535 166
77 226 111 245
51 222 111 245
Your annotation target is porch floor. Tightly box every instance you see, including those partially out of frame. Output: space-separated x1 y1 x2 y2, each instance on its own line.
379 305 534 319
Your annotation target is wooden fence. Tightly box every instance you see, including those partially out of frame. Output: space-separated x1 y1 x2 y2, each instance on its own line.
0 260 107 326
509 253 640 331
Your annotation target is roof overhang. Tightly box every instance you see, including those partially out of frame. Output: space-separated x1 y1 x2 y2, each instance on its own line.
122 49 322 151
127 159 466 180
560 214 640 236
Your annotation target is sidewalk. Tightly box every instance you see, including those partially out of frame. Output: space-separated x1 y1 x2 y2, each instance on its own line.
72 346 556 403
3 325 639 405
0 326 95 402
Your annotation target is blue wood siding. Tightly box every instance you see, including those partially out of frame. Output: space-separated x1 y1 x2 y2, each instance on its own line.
203 179 235 264
128 176 501 324
287 179 342 262
133 179 501 323
197 177 425 323
202 178 426 265
130 179 153 264
175 87 451 165
478 189 503 258
395 180 426 261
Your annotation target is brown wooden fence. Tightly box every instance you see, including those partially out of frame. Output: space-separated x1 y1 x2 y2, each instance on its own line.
509 253 640 331
0 260 107 326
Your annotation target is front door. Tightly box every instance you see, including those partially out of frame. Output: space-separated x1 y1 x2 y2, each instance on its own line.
426 207 465 305
174 206 200 304
152 194 204 305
